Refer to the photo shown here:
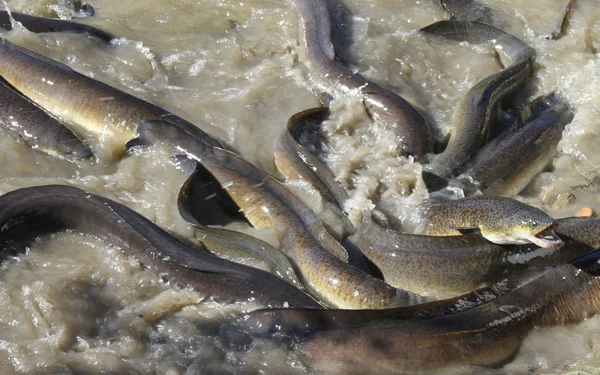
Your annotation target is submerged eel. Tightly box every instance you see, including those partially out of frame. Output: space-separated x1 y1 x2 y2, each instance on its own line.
423 20 535 180
440 0 575 40
0 185 319 309
130 119 426 309
0 39 229 160
286 0 432 159
295 249 600 374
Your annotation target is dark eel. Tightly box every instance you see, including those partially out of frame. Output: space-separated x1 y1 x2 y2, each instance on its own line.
422 20 535 180
0 39 230 160
0 9 114 42
286 0 432 159
449 92 574 197
0 185 319 309
0 76 92 159
294 248 600 373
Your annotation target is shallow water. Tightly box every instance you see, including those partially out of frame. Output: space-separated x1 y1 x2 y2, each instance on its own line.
0 0 598 373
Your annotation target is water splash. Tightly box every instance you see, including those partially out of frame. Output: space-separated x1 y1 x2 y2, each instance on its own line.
0 0 16 31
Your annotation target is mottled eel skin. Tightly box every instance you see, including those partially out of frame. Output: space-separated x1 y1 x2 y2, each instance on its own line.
0 185 319 309
297 249 600 374
0 39 229 159
235 216 600 339
349 213 593 296
131 120 425 309
287 0 432 158
420 196 562 248
448 92 574 197
0 77 92 159
423 20 535 179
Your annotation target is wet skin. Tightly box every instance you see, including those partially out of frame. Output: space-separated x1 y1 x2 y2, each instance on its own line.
0 39 229 160
296 249 600 374
287 0 432 159
130 119 426 309
420 196 563 248
446 92 574 197
0 185 319 308
423 20 536 180
0 77 92 159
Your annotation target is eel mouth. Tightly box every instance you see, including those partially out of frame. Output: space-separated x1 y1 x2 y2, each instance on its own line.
526 226 563 248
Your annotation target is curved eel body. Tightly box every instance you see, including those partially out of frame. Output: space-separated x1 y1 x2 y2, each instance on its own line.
0 185 319 309
274 107 354 238
287 0 432 158
0 10 113 42
189 226 303 288
130 119 425 309
423 20 536 179
234 216 600 338
0 77 92 159
0 39 229 160
453 92 574 197
177 166 303 288
297 249 600 374
350 215 593 296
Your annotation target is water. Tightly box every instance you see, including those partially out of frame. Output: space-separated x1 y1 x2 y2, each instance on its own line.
0 0 598 373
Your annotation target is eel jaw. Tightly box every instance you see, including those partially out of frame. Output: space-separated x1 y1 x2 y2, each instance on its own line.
526 227 564 248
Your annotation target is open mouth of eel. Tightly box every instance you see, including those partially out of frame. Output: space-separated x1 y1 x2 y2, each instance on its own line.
526 226 563 248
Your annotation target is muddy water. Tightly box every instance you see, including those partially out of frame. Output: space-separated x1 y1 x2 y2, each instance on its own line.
0 0 598 373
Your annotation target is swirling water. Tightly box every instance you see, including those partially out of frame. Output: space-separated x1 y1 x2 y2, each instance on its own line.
0 0 598 373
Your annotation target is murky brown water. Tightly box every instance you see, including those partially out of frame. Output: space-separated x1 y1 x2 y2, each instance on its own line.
0 0 598 373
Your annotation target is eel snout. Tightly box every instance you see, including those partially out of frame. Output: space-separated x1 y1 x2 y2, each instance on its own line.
527 224 563 249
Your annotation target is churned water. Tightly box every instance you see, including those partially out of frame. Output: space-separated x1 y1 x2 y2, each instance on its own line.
0 0 598 373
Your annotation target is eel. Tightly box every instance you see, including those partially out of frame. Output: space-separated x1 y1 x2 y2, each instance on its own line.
0 39 229 160
0 76 92 159
0 185 319 309
130 119 425 309
422 20 535 180
286 0 432 158
296 248 600 374
0 9 113 42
